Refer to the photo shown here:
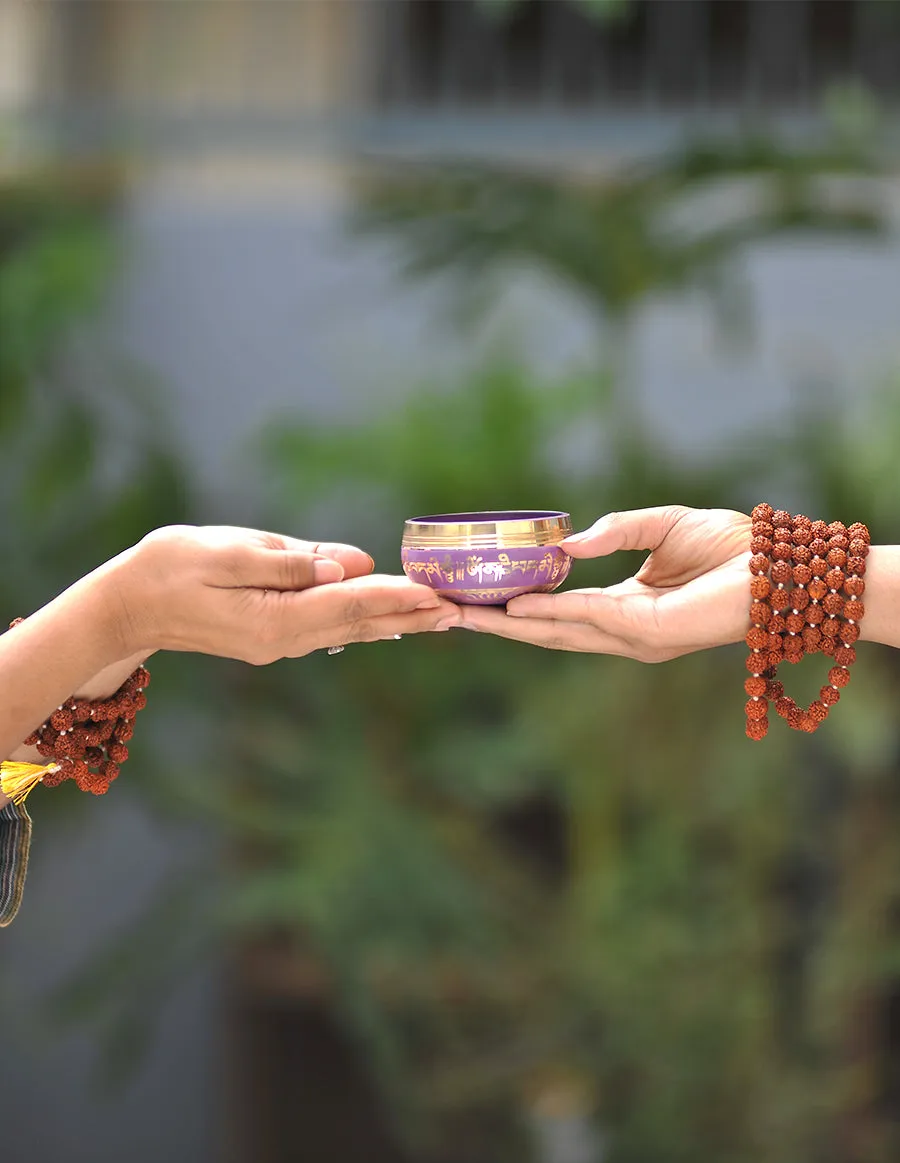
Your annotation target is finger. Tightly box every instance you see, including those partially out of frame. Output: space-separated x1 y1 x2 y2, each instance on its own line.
307 602 461 651
454 606 628 654
561 506 689 558
219 544 344 591
505 588 631 635
210 528 375 581
257 534 374 580
282 574 443 631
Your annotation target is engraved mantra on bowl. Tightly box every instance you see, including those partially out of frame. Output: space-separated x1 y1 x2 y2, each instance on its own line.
404 551 563 586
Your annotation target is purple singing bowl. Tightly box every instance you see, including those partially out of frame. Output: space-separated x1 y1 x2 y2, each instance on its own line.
401 510 573 605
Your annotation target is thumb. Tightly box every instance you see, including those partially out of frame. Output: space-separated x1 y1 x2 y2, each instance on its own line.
562 506 688 558
224 545 345 591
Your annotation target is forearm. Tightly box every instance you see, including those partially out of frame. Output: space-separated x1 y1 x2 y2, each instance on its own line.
0 553 144 805
857 545 900 649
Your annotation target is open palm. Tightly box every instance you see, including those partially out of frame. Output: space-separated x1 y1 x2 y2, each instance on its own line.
459 506 752 661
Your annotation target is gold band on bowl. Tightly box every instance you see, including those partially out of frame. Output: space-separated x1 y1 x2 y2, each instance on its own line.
402 511 572 550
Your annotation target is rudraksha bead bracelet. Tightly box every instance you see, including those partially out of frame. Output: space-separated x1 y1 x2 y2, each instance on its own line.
4 617 150 795
744 505 869 740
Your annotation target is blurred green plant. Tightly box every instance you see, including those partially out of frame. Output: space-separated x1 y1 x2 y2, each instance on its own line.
41 126 900 1163
0 163 191 610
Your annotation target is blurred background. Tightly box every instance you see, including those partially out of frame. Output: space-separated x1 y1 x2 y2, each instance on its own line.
3 2 900 1161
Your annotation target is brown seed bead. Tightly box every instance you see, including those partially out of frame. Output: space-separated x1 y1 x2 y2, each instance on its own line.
745 676 768 697
792 544 812 565
746 626 769 650
770 588 791 612
750 536 774 556
746 653 766 674
823 638 838 656
41 764 66 788
802 627 822 652
765 649 784 670
772 542 793 562
842 623 861 644
114 720 135 744
849 538 869 557
844 599 865 622
766 632 782 653
773 509 792 528
821 619 840 639
822 592 844 616
826 548 847 569
133 693 147 711
820 685 840 706
792 588 811 611
752 522 775 541
773 527 792 544
769 613 787 635
745 699 768 721
75 766 95 792
750 601 772 625
101 760 120 783
792 524 812 546
752 503 774 523
811 519 829 537
829 666 851 688
792 564 812 586
783 642 804 663
810 556 829 576
827 521 847 537
776 696 794 719
809 701 829 724
793 513 812 527
843 577 865 597
746 717 769 741
824 568 845 591
798 715 818 733
828 534 849 551
848 522 869 541
750 576 772 600
750 553 770 574
107 743 129 765
50 708 75 731
847 556 867 577
808 579 828 601
787 705 805 730
771 561 793 586
785 613 805 634
767 679 785 700
806 604 825 625
835 646 856 667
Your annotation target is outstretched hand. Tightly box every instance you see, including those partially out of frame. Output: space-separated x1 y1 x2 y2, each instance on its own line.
112 525 459 663
457 506 752 661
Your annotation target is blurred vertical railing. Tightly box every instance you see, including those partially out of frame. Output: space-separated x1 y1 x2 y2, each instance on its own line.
4 0 899 160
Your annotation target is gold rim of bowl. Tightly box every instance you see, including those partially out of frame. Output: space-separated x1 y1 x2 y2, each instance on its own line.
402 510 572 549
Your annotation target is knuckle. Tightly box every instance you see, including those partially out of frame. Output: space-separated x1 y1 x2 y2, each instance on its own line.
348 619 378 642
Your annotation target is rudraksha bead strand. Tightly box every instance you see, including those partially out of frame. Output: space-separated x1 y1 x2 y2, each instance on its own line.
8 617 149 795
744 508 869 739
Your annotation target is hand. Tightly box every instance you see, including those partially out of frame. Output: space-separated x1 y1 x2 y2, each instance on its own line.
457 506 752 662
110 525 459 663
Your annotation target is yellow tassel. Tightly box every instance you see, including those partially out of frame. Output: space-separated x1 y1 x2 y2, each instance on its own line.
0 761 59 806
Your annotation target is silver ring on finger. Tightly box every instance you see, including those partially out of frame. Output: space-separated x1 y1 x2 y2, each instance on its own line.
327 645 345 656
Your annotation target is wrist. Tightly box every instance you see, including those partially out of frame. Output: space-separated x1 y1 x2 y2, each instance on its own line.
857 545 900 648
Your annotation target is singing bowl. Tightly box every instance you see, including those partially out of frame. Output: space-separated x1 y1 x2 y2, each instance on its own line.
401 510 573 605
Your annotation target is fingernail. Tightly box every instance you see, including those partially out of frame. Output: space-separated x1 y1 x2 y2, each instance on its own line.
416 599 441 610
314 559 344 584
